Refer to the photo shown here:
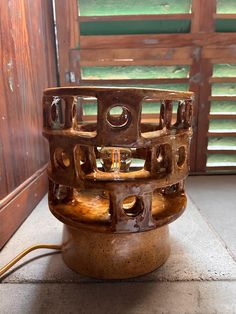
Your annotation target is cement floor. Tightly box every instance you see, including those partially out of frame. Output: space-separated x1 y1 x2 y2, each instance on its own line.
0 176 236 313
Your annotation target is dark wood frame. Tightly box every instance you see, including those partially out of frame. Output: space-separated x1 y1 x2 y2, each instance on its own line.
0 167 48 249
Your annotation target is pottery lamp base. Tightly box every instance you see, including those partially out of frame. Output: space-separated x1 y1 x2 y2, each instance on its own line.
62 224 170 279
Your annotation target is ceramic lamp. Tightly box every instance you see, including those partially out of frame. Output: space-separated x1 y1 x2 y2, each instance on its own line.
42 86 193 279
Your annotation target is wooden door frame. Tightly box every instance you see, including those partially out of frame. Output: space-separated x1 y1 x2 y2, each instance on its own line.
0 0 57 249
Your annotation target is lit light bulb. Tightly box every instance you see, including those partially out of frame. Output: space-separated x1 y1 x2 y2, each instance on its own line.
100 147 132 172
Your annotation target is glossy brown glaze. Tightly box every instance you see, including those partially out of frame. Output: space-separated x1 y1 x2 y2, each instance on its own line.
49 187 186 233
43 86 193 278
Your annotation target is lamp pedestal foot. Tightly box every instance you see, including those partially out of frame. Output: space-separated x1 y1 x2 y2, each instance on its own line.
62 224 170 279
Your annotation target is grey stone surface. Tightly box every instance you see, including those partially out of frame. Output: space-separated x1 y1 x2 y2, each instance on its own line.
186 175 236 258
0 192 236 283
1 282 236 314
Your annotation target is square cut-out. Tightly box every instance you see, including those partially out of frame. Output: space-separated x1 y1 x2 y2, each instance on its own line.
141 99 180 136
73 96 98 138
156 144 172 174
141 100 161 136
74 145 97 176
49 96 66 129
96 147 146 173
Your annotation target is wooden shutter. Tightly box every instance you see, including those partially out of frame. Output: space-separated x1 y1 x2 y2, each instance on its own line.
196 0 236 173
54 0 236 174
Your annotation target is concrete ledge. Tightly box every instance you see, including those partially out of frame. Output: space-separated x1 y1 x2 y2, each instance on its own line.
0 195 236 283
1 282 236 314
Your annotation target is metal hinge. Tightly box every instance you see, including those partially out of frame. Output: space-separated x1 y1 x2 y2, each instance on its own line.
65 71 76 83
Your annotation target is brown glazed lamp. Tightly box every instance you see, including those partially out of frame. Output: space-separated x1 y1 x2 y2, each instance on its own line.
42 86 193 279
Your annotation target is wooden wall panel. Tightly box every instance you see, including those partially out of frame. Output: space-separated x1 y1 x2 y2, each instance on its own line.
0 0 57 248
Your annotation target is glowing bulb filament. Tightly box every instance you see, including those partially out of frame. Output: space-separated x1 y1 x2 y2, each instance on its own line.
100 147 132 173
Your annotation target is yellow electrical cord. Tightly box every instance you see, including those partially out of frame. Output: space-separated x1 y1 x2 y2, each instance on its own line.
0 244 62 277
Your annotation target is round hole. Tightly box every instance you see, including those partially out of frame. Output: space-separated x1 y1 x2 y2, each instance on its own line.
123 196 144 217
177 146 186 167
54 184 70 200
54 148 70 169
107 105 131 128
